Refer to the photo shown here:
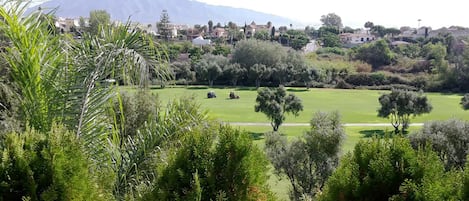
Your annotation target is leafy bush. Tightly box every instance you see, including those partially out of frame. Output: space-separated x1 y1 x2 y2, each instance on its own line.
265 111 345 200
0 125 109 201
318 137 463 201
345 72 410 87
410 119 469 170
315 47 346 56
150 126 274 201
114 91 160 138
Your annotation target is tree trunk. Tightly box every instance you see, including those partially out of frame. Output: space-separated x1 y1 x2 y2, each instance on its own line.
256 79 260 89
209 80 213 87
391 113 400 134
271 121 279 132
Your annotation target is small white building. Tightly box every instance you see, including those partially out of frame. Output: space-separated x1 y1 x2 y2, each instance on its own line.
192 36 211 46
339 33 375 44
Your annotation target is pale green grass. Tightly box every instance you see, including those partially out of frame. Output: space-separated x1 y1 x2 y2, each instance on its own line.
144 86 469 124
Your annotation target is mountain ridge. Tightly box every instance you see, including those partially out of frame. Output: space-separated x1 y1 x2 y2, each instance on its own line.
33 0 298 27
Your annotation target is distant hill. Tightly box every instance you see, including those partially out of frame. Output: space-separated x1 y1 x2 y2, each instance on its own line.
33 0 298 27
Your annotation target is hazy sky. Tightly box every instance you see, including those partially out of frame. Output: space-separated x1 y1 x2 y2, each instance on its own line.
196 0 468 29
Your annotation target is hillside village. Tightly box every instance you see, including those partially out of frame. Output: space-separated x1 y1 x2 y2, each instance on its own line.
55 13 469 50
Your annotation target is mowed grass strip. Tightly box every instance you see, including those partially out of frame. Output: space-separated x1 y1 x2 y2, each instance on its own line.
145 86 469 123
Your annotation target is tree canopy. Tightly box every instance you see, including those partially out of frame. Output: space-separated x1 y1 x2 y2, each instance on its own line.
378 89 432 133
265 111 345 200
355 39 394 69
320 13 343 28
89 10 110 34
254 86 303 131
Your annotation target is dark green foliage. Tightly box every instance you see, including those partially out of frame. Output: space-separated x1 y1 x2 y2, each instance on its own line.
154 126 215 201
188 46 204 63
211 126 272 201
378 89 432 133
171 61 194 85
285 30 310 50
421 42 448 73
410 119 469 170
223 63 246 86
0 125 108 201
462 94 469 110
255 86 303 131
318 137 463 201
194 54 229 87
248 64 271 88
152 126 274 201
345 72 410 87
157 10 171 40
265 111 345 200
254 30 270 41
392 43 421 59
320 13 343 28
370 25 386 37
88 10 111 35
355 39 394 69
315 47 346 55
115 91 159 138
319 32 341 48
231 39 287 69
212 44 231 56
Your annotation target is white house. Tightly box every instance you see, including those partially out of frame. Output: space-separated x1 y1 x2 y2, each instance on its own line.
192 36 211 46
339 33 375 44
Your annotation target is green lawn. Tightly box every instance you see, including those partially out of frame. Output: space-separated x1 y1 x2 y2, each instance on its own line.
126 86 460 201
145 86 469 124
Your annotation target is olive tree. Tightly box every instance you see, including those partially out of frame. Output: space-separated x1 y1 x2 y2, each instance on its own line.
231 39 287 70
194 54 229 87
223 63 245 86
378 89 432 133
254 86 303 131
410 119 469 170
355 39 394 69
265 111 345 200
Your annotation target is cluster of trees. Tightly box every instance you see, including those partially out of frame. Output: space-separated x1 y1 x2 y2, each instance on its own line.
170 39 317 88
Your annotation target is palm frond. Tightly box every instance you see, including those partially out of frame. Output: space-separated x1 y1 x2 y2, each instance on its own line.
0 1 65 132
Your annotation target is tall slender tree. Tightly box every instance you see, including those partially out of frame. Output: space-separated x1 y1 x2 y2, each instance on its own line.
157 9 171 40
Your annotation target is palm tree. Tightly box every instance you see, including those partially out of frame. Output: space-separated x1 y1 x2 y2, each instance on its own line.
0 2 173 199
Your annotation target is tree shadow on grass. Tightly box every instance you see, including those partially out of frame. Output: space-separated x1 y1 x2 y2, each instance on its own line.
187 86 210 90
236 87 257 91
359 129 409 138
287 88 309 92
359 129 387 138
249 132 265 140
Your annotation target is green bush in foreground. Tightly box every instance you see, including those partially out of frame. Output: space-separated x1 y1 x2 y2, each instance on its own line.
318 137 463 201
0 125 108 201
265 111 345 201
150 125 275 201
